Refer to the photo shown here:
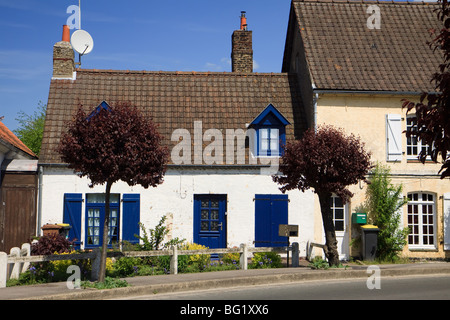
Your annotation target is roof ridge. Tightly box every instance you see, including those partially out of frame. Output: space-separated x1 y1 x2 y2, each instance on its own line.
75 69 291 77
0 122 37 158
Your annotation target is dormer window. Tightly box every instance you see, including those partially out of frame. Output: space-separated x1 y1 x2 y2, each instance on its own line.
249 104 290 157
259 127 279 156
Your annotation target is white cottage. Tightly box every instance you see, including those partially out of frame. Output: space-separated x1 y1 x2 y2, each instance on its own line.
38 16 315 256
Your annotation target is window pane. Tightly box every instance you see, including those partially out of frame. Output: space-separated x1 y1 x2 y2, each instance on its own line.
87 193 120 204
211 210 219 220
335 209 344 220
335 221 344 231
260 129 269 139
334 197 343 208
211 200 219 208
270 129 278 139
261 139 269 151
211 221 219 231
270 139 278 152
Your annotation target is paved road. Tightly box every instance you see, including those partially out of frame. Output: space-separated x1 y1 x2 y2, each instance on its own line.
120 274 450 300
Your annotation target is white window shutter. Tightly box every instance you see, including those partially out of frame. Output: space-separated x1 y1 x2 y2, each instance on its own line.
444 193 450 251
386 114 402 162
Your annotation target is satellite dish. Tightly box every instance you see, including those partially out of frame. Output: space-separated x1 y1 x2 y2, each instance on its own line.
70 29 94 55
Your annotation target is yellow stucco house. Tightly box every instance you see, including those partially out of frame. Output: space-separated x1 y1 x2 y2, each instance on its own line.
283 0 449 260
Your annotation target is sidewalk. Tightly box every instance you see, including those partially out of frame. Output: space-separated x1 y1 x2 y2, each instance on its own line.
1 261 450 300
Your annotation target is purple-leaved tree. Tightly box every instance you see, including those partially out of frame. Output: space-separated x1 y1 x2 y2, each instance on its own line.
58 102 168 282
273 125 371 266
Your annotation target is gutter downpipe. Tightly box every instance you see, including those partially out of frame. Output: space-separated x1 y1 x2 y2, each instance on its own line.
312 84 318 132
37 165 43 236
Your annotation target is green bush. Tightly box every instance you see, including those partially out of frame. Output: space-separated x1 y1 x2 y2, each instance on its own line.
81 277 129 289
250 252 282 269
365 163 410 262
308 257 330 269
135 215 185 251
112 257 143 277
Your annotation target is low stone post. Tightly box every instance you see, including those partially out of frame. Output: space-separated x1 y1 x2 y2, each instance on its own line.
21 243 31 273
0 252 7 288
170 246 178 275
239 243 248 270
9 247 20 280
292 242 299 268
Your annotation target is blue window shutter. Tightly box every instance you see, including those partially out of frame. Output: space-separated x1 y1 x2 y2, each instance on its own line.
122 194 140 244
270 195 289 247
63 193 82 248
255 195 272 247
254 194 289 247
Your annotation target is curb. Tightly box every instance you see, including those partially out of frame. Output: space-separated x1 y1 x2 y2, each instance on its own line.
22 265 450 300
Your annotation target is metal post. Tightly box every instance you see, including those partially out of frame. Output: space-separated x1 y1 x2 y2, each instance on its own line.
292 242 299 268
286 240 290 268
90 248 101 281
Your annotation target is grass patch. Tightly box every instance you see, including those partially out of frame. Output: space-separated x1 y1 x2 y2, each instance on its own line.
81 277 130 290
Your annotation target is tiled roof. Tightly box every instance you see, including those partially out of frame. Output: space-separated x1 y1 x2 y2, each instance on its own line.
284 0 443 92
40 70 306 165
0 121 37 158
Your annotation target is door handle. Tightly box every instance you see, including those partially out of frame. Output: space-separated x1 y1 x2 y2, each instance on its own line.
218 222 223 231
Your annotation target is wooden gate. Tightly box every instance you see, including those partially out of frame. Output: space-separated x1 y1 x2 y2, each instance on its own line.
0 173 37 252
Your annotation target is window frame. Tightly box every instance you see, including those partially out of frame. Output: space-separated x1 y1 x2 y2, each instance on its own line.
257 126 282 157
85 193 121 248
330 195 346 233
406 116 431 161
407 192 436 250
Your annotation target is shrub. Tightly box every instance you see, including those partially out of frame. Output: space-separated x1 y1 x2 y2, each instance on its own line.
182 243 211 271
365 163 410 262
112 257 143 277
136 215 185 251
31 233 74 255
81 277 129 289
308 257 330 270
222 249 240 265
250 252 282 269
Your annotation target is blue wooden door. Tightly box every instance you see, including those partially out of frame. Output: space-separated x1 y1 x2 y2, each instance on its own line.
194 195 227 250
254 194 289 247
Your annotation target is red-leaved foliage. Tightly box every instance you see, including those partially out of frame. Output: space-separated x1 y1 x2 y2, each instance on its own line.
57 102 169 189
273 125 371 265
273 125 372 203
402 0 450 179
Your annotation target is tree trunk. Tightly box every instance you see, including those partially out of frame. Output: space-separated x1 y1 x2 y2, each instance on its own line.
98 181 112 283
317 191 340 266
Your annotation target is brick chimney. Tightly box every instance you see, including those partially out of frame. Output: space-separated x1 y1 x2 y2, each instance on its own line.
231 12 253 73
52 25 75 79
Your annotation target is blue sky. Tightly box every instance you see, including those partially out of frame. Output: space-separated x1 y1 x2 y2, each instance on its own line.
0 0 293 131
0 0 436 132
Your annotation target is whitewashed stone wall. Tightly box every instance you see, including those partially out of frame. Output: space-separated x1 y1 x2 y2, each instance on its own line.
39 166 315 256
